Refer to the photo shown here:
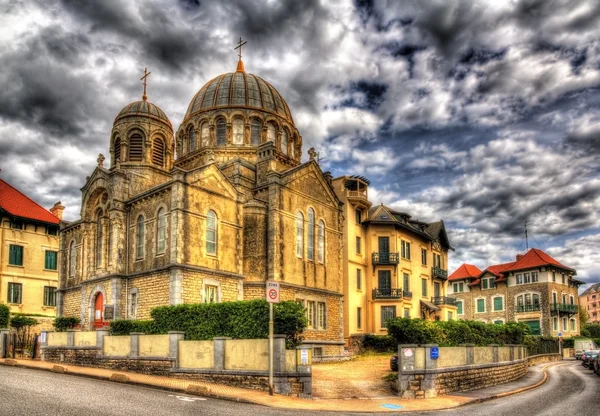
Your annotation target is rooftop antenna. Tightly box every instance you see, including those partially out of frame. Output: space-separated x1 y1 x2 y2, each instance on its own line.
524 220 531 250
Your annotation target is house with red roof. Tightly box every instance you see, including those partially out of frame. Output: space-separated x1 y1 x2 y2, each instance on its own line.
0 179 63 317
448 248 583 337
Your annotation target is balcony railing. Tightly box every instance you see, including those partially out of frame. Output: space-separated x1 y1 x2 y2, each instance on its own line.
372 288 403 299
432 296 457 306
432 266 448 280
372 252 400 265
551 303 579 314
347 190 368 201
516 304 541 313
403 290 412 299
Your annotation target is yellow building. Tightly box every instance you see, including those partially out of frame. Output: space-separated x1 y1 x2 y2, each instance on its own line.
0 179 63 316
332 176 455 342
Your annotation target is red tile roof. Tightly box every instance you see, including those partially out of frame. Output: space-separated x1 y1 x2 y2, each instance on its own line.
502 248 575 273
449 264 482 281
484 261 516 278
0 179 60 224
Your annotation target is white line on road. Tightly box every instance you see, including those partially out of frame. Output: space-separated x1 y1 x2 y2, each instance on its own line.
168 394 207 402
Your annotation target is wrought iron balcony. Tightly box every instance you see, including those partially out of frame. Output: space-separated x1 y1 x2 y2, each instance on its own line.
372 252 400 265
551 303 578 314
432 266 448 280
403 290 412 299
432 296 457 306
516 304 541 313
372 288 403 299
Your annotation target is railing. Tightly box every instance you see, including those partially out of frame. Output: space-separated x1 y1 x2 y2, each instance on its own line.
372 288 403 299
551 303 579 313
403 290 412 299
516 304 541 313
372 252 400 265
432 296 457 306
432 266 448 280
346 190 368 200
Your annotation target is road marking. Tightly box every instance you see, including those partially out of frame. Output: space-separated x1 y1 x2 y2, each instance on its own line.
168 394 207 402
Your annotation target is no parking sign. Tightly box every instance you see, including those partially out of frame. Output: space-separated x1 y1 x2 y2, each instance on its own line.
266 281 280 304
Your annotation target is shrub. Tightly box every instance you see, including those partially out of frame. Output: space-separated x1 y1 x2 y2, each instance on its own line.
110 320 155 335
362 334 397 353
386 318 441 345
54 316 81 332
0 304 9 328
583 323 600 338
524 335 559 355
10 315 38 330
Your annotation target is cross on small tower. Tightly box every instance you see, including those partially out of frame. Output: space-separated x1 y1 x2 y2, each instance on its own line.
234 37 247 61
140 67 151 101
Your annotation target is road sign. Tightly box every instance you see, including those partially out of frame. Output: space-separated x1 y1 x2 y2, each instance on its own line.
558 332 562 337
266 281 280 304
430 347 439 359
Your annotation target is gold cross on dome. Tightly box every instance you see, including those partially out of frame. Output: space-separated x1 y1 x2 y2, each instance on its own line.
234 37 247 61
140 67 151 101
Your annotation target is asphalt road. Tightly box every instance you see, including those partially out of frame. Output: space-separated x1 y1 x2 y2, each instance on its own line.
0 361 598 415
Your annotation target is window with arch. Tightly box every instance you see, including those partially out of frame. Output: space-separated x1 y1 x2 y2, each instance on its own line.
206 210 217 255
96 210 103 268
267 122 276 142
307 208 315 261
156 208 166 255
296 212 304 258
289 137 295 158
232 118 244 145
114 137 122 164
251 119 261 145
317 220 325 263
188 126 196 152
201 122 210 146
281 128 288 154
136 215 145 259
129 133 143 161
216 118 226 146
152 138 165 167
69 240 76 278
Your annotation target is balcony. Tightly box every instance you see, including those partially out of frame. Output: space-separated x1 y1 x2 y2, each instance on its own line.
551 303 579 314
372 288 403 299
372 252 400 265
432 296 457 306
432 266 448 280
516 304 541 313
403 290 413 300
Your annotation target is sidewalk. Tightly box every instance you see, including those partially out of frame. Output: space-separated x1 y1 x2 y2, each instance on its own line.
0 358 562 413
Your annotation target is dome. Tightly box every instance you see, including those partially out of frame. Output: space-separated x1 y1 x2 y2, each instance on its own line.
183 72 294 125
114 100 173 130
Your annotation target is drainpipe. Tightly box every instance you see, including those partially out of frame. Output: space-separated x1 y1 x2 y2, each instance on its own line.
125 213 129 319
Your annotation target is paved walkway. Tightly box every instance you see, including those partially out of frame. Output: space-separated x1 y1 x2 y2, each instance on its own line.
0 357 562 413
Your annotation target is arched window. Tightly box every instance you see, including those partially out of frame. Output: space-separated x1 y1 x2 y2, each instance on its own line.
201 122 210 146
129 133 143 162
307 208 315 261
281 129 288 154
216 118 226 146
136 215 145 259
296 212 304 258
206 210 217 255
267 122 276 142
289 138 295 158
188 127 196 152
69 240 76 277
317 220 325 263
152 138 165 167
232 118 244 145
251 119 261 145
96 210 103 267
157 208 166 254
114 137 122 164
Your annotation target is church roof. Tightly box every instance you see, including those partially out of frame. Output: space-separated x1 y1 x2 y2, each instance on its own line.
0 179 60 224
114 100 172 130
183 72 294 125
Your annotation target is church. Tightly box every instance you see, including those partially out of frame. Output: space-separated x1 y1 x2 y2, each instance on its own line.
58 49 346 355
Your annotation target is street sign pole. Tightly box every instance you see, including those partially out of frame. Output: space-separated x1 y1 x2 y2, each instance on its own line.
266 280 280 396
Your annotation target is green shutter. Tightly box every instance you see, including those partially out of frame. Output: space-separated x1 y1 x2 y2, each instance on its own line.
457 301 463 315
494 297 503 311
45 251 57 270
9 245 23 266
477 299 485 312
482 279 488 289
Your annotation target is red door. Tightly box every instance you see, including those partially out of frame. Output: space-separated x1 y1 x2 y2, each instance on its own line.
93 293 104 328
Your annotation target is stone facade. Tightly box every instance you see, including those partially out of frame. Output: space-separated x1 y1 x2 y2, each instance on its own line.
57 61 345 354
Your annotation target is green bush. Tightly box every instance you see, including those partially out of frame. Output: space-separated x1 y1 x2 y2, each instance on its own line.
10 315 38 330
583 324 600 338
53 316 80 332
362 334 397 352
524 336 559 355
110 320 155 335
386 318 442 345
0 304 9 328
581 328 592 338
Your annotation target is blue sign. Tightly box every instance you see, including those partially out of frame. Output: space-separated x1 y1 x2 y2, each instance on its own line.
381 404 403 410
430 347 439 359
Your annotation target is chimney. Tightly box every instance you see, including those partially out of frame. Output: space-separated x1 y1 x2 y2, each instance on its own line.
516 254 524 261
50 201 65 220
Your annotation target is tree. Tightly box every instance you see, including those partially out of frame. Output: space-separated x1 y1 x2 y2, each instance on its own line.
580 308 590 326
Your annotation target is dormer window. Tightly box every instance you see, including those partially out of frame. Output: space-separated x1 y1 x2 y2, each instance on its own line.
482 277 495 289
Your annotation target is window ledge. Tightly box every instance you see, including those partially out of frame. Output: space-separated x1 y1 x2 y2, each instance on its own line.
8 264 24 268
155 253 166 258
43 268 58 272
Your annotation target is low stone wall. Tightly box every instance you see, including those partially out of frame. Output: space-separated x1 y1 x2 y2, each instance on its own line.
527 353 562 366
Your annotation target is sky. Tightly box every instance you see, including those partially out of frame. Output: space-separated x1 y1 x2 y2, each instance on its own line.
1 0 599 289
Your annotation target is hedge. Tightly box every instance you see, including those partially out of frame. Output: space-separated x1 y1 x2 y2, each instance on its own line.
9 315 38 330
54 317 80 332
0 304 9 328
583 323 600 338
524 336 559 355
387 318 529 346
362 334 397 353
110 299 307 347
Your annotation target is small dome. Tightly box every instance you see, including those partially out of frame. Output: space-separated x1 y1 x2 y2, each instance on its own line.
115 100 172 130
183 72 294 125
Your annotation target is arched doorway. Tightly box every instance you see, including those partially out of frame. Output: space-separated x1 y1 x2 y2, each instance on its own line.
93 292 104 328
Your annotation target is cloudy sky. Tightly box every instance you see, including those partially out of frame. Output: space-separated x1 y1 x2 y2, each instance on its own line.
1 0 599 288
